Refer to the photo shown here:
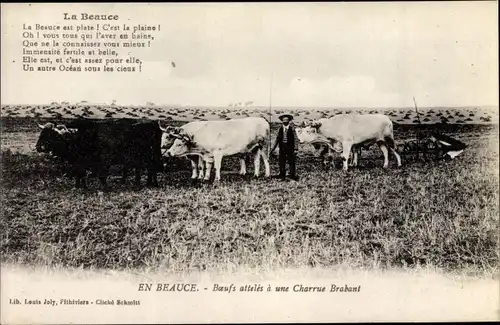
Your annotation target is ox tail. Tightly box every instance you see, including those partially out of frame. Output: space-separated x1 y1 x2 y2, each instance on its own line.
257 119 272 158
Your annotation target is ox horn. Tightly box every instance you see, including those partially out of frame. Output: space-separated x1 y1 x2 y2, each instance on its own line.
158 121 171 133
168 133 183 139
56 124 70 134
166 127 183 139
37 121 54 129
158 121 167 132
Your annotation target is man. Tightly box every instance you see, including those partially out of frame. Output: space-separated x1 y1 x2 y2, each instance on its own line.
271 114 299 181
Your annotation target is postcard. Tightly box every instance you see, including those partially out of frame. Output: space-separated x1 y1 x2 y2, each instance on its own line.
1 2 498 323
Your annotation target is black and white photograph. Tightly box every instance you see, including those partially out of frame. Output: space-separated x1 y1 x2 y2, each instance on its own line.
1 2 498 323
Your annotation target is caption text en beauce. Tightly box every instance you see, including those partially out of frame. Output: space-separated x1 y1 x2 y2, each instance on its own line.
138 283 362 293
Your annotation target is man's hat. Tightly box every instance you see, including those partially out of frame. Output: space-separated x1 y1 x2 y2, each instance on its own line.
278 114 294 121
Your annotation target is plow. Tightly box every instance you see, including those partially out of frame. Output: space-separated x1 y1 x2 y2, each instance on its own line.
397 132 467 162
397 97 467 162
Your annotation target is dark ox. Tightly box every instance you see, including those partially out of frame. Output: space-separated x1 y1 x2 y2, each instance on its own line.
35 118 163 189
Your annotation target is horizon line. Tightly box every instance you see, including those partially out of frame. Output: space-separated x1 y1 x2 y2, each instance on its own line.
1 103 498 110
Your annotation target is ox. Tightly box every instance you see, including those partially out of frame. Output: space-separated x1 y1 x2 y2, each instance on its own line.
296 114 401 170
159 117 271 182
35 118 163 189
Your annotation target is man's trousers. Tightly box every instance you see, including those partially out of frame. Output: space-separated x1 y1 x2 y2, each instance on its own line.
278 144 296 179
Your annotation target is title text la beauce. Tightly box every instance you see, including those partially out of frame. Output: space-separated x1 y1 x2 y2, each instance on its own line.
64 13 120 21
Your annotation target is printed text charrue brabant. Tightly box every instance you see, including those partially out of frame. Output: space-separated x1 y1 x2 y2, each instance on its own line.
138 283 362 293
21 13 160 73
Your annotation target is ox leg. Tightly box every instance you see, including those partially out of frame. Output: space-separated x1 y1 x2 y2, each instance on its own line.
96 165 110 190
152 167 159 186
145 162 157 187
323 155 331 171
341 143 353 171
240 158 247 175
121 168 128 185
213 152 223 182
99 176 108 190
74 168 81 189
325 157 331 170
261 150 271 177
198 156 205 180
74 168 87 189
320 147 327 170
390 147 402 167
75 176 81 189
352 147 360 167
253 149 261 177
80 168 89 189
378 143 389 168
79 177 87 189
204 157 213 181
134 167 142 187
318 146 328 170
189 157 198 179
147 170 158 187
329 148 336 170
348 151 354 167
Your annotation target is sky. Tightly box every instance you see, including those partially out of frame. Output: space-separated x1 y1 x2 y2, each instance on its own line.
1 2 498 108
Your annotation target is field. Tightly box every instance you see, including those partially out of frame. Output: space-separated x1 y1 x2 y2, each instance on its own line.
1 104 499 277
1 102 498 126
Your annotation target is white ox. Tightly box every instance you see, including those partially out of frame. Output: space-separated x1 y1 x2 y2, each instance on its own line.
159 117 271 181
296 114 402 170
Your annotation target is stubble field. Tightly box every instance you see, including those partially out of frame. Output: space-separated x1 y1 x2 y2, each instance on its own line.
1 104 499 277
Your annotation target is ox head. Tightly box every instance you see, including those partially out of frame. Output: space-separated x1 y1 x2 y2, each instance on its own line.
36 122 71 153
158 121 194 157
158 123 176 150
295 120 323 144
166 132 194 157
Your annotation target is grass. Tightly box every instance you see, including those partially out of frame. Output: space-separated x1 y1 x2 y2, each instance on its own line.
1 118 498 276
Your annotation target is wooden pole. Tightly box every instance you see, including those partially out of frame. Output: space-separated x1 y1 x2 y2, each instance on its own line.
413 96 424 159
413 96 421 125
268 72 273 153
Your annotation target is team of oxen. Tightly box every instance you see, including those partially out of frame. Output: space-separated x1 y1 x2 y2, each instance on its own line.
34 113 408 188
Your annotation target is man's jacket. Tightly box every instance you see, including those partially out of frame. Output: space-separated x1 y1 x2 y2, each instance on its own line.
272 123 299 152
